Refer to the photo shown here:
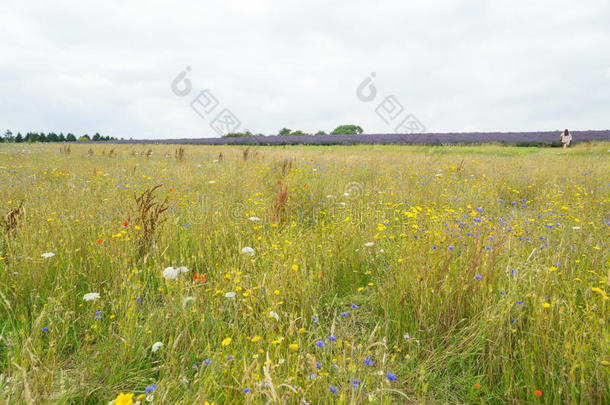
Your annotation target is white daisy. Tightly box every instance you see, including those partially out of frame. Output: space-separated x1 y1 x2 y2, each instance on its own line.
41 252 55 258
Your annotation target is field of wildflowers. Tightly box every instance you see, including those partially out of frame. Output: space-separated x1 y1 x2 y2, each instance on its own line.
0 143 608 404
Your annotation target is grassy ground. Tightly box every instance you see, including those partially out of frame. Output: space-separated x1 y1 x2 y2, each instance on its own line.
0 143 608 404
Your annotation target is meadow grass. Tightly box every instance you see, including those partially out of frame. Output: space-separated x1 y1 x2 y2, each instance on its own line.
0 142 608 404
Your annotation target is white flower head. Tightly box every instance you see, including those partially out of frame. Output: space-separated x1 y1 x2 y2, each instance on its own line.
269 311 279 321
248 216 261 222
208 180 216 184
162 267 180 280
364 242 374 247
151 341 163 352
41 252 55 258
162 266 189 280
224 292 237 298
241 247 255 257
83 292 100 301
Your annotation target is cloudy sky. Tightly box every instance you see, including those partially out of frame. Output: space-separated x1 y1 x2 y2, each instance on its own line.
1 0 609 139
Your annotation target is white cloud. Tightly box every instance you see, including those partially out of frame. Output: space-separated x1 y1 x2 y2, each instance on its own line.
1 0 609 138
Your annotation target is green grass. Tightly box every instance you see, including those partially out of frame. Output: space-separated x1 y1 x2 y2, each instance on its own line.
0 143 608 404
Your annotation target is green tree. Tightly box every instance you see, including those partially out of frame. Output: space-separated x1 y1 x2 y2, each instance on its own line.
290 130 308 136
315 130 327 136
15 133 23 143
78 134 91 141
3 130 14 142
66 133 77 142
330 125 363 135
278 128 291 136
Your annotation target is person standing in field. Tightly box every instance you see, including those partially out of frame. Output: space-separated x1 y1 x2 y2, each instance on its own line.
559 129 572 149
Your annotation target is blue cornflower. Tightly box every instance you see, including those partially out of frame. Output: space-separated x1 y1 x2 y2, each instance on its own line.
242 388 250 394
315 340 324 347
311 316 319 324
351 304 358 309
363 357 373 366
328 335 336 341
329 386 338 394
42 326 49 332
340 312 348 317
386 372 396 381
474 274 482 281
203 359 211 365
144 384 156 394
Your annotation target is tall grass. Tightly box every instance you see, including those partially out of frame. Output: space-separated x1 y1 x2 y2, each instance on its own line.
0 143 608 404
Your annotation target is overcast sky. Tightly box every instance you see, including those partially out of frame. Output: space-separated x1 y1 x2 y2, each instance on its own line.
1 0 609 139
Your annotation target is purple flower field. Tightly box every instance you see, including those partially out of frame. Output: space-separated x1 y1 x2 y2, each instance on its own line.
114 130 610 145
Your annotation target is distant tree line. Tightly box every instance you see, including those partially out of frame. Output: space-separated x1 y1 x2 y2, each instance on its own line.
0 130 120 143
223 124 364 138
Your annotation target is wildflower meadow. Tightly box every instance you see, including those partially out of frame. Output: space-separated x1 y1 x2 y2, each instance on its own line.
0 143 608 404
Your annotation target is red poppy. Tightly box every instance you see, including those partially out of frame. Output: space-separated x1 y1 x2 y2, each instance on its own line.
277 180 282 185
474 384 480 389
96 239 102 244
534 390 542 397
169 187 173 192
123 221 128 227
193 273 206 282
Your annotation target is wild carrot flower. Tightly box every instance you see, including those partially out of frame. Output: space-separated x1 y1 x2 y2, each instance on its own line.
83 292 100 301
241 246 255 256
151 342 163 352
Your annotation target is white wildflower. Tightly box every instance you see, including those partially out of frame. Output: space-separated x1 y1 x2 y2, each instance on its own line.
163 266 188 280
41 252 55 258
241 247 255 257
83 292 100 301
151 342 163 352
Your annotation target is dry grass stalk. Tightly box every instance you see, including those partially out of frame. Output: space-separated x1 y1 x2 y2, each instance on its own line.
281 157 293 175
59 145 71 155
175 147 185 162
133 184 169 257
272 186 289 221
1 201 24 239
